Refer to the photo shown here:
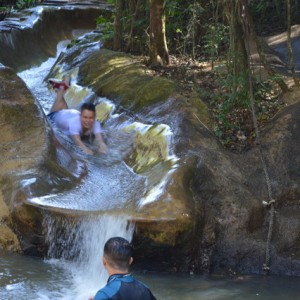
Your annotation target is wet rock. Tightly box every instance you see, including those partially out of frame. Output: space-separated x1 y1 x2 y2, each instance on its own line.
68 50 300 275
0 5 110 71
0 65 86 254
50 47 176 111
0 189 20 252
1 5 300 277
0 66 46 252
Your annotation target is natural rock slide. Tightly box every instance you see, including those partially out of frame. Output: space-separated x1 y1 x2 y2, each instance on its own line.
0 2 300 275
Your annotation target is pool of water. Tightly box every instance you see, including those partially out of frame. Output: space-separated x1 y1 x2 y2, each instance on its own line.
1 248 300 300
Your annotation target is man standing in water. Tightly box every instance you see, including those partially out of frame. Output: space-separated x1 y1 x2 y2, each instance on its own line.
48 76 107 155
89 237 157 300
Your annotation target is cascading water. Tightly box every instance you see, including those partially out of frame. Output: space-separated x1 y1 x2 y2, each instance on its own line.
0 215 134 300
19 37 177 215
17 36 138 299
17 31 178 299
43 213 134 300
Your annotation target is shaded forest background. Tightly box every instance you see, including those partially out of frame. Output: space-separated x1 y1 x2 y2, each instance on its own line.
1 0 299 151
93 0 300 152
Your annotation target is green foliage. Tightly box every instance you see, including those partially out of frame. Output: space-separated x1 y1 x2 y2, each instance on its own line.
166 1 206 58
203 23 229 65
0 6 11 21
211 71 250 131
248 0 298 34
96 14 114 42
95 2 149 54
0 6 9 12
16 0 36 10
96 0 228 60
208 70 283 149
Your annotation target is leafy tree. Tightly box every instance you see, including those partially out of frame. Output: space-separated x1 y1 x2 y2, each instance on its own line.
97 0 296 147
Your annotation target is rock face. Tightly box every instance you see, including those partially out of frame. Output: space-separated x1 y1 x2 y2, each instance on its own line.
0 3 111 255
0 65 87 255
0 4 110 71
47 38 300 276
0 65 47 254
0 5 299 277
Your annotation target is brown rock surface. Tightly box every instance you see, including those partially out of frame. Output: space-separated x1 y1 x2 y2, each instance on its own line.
52 43 300 275
0 65 86 255
0 6 299 276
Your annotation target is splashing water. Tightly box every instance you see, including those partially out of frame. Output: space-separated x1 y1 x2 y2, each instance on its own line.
43 214 134 300
16 32 177 299
18 40 70 113
18 36 137 299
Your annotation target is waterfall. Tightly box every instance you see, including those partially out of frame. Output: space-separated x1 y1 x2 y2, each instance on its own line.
17 34 133 300
43 213 134 300
15 28 177 299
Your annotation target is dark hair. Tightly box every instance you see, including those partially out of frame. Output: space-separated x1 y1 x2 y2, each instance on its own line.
104 237 132 270
81 102 96 113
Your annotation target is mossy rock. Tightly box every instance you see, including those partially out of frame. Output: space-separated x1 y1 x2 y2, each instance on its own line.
79 49 175 111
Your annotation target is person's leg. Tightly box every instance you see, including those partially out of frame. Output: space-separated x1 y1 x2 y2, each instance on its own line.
49 89 68 112
49 75 71 91
49 76 71 113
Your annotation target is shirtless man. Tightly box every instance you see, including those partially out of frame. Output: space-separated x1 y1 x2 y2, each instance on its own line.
48 77 107 155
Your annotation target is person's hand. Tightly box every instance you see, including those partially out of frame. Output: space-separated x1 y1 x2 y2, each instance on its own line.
88 297 94 300
84 148 94 155
97 142 108 154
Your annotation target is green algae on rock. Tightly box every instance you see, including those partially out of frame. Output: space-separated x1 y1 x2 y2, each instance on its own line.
78 49 175 110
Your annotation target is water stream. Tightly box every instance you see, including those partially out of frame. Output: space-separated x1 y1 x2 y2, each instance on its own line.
1 32 300 300
19 37 177 215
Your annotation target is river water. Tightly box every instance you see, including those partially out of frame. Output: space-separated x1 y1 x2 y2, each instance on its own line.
2 244 300 300
1 34 300 300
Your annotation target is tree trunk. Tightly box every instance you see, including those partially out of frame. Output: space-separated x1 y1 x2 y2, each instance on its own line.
223 1 248 76
149 0 169 66
126 0 143 53
113 0 124 51
287 0 299 86
125 0 136 53
241 0 289 92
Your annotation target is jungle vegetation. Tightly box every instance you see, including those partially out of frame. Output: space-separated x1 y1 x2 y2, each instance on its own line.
1 0 299 151
95 0 299 151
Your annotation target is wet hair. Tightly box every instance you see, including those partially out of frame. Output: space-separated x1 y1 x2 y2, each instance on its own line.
104 237 132 270
81 102 96 113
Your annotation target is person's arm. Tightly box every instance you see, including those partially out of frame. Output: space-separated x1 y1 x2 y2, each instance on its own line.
88 290 109 300
94 133 108 154
92 121 108 154
71 134 94 155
